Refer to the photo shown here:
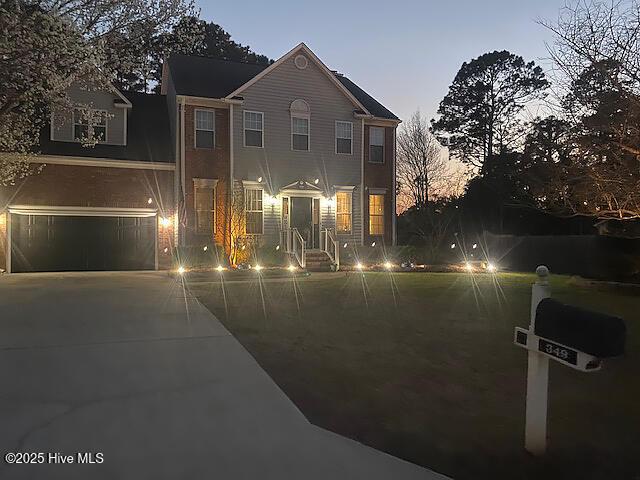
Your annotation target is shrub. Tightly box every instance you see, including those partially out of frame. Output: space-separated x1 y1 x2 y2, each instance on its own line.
172 244 228 269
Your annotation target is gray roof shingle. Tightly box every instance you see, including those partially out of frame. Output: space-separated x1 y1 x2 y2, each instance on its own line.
334 74 399 121
167 54 267 99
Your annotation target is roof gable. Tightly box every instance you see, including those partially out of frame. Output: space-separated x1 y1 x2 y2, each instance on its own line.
280 180 322 192
225 43 370 115
40 91 172 163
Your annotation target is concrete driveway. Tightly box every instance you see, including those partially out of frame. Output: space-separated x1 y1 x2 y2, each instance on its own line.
0 272 446 480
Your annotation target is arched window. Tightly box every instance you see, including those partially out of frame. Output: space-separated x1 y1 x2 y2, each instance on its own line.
290 99 310 151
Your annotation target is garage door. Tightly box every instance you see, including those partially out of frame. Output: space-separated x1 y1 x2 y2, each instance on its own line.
10 214 156 272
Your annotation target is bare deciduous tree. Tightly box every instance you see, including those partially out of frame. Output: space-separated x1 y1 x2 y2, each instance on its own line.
397 111 454 211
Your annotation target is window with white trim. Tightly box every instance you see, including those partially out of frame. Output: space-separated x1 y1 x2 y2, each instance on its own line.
195 109 215 148
244 111 263 147
73 108 107 142
369 126 385 163
336 121 353 154
245 188 263 235
195 185 215 235
336 191 352 234
292 116 309 151
369 194 385 235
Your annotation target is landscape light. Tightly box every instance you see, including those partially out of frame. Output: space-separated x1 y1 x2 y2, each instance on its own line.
216 265 224 272
160 217 171 228
356 262 364 270
465 262 473 272
177 266 185 275
254 264 263 271
384 261 392 270
487 263 497 273
288 264 296 272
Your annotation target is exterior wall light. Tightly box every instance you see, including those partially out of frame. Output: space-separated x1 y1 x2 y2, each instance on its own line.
356 263 363 270
147 197 153 204
384 262 393 270
257 176 263 183
216 265 224 272
177 266 186 275
254 264 263 271
465 262 473 272
487 263 497 273
288 264 296 272
371 242 376 247
451 243 456 249
160 217 171 228
203 246 208 251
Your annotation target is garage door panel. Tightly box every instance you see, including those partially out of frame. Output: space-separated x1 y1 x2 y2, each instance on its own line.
11 214 155 272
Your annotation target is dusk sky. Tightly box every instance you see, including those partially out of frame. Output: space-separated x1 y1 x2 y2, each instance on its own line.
201 0 567 123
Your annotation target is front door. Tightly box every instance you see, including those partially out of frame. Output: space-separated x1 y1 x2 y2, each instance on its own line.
290 197 313 247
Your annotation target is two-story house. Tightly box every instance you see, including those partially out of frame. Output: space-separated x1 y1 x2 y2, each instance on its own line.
0 43 399 273
163 43 400 267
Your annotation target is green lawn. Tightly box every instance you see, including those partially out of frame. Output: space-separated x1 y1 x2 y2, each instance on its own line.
188 272 639 480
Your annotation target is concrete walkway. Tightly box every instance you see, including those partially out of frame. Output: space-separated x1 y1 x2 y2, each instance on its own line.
0 272 446 479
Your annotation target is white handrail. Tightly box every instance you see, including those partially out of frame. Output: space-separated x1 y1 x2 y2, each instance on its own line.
291 228 306 269
321 228 340 270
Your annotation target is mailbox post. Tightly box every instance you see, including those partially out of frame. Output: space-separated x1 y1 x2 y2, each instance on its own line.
525 266 551 455
514 265 626 456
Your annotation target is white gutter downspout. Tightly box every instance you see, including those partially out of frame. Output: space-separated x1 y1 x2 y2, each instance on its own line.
229 102 234 255
392 126 397 246
180 97 186 246
361 119 365 246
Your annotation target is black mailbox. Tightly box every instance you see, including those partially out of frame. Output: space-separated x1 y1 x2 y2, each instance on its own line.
535 298 626 358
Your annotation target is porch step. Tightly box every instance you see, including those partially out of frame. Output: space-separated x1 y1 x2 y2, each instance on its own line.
305 251 333 272
290 250 334 272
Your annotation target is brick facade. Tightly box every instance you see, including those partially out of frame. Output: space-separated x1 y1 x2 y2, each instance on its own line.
0 164 175 270
363 125 395 245
181 105 230 249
